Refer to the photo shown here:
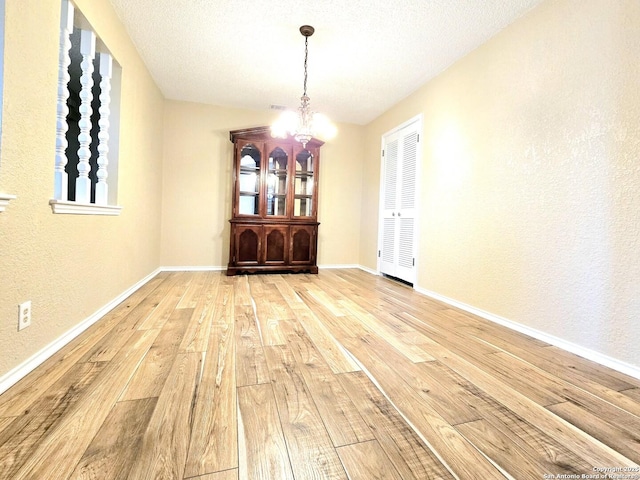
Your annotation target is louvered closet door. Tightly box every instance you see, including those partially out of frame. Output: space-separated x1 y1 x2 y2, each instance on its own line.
379 120 419 284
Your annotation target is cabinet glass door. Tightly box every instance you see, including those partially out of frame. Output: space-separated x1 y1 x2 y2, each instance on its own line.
294 150 314 217
266 147 288 216
238 144 261 215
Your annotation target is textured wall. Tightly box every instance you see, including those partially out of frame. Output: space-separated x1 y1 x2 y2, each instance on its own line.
0 0 165 376
363 0 640 367
160 101 364 268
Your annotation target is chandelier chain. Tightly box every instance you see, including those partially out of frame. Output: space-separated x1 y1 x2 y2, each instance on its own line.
303 35 308 97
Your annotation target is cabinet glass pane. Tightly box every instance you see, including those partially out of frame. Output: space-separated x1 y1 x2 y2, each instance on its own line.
269 147 288 172
294 197 312 217
240 145 261 169
296 150 313 173
239 195 259 215
294 150 314 216
239 172 258 193
267 173 288 195
267 195 286 216
239 144 261 215
294 174 314 195
267 147 288 216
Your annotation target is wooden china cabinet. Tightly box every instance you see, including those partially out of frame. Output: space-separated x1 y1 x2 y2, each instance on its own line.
226 126 323 275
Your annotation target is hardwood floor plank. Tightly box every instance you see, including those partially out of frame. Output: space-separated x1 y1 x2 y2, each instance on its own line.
338 371 455 480
541 345 640 390
547 400 640 463
338 334 506 479
391 308 626 424
233 275 252 306
185 324 237 477
10 329 158 480
463 381 594 475
251 282 288 346
292 309 361 373
573 384 640 419
336 440 404 480
413 360 485 426
0 361 106 478
402 311 502 358
281 277 360 373
391 313 456 358
264 344 348 479
0 417 13 435
437 349 638 468
295 289 364 340
177 271 215 309
457 419 564 479
333 269 442 316
120 308 193 401
474 352 640 432
332 320 484 429
257 318 287 345
305 287 351 316
270 275 306 310
69 397 157 479
621 388 640 402
444 328 640 420
237 384 294 480
469 351 567 406
469 325 640 392
263 284 296 321
138 271 193 330
188 470 238 480
280 320 374 447
444 308 550 348
77 277 179 363
235 304 270 387
179 273 220 353
337 298 436 362
211 284 234 327
127 352 202 480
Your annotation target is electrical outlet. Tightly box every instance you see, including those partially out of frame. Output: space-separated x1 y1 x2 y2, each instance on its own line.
18 301 31 331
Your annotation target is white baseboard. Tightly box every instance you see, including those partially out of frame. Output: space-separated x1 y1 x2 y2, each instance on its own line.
357 265 379 276
415 286 640 381
319 264 360 269
160 265 226 272
319 264 380 276
0 268 162 395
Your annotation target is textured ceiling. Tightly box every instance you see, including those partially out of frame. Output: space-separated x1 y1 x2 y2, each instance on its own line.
108 0 543 125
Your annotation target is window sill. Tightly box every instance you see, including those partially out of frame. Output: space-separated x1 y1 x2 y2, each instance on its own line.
0 194 17 212
49 199 122 215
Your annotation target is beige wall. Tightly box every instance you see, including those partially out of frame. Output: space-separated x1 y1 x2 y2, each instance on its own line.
160 101 363 268
363 0 640 367
0 0 165 376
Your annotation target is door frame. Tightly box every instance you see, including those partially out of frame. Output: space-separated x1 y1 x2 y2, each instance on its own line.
376 114 423 285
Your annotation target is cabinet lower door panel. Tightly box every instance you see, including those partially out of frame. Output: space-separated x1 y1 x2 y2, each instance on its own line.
265 226 288 264
235 225 262 264
290 225 316 264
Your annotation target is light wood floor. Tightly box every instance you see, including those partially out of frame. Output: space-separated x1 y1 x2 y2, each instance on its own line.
1 270 639 479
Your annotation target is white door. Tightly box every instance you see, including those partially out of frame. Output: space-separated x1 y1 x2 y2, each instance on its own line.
379 118 420 284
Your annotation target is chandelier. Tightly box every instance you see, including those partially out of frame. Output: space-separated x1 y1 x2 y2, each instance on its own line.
271 25 336 148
